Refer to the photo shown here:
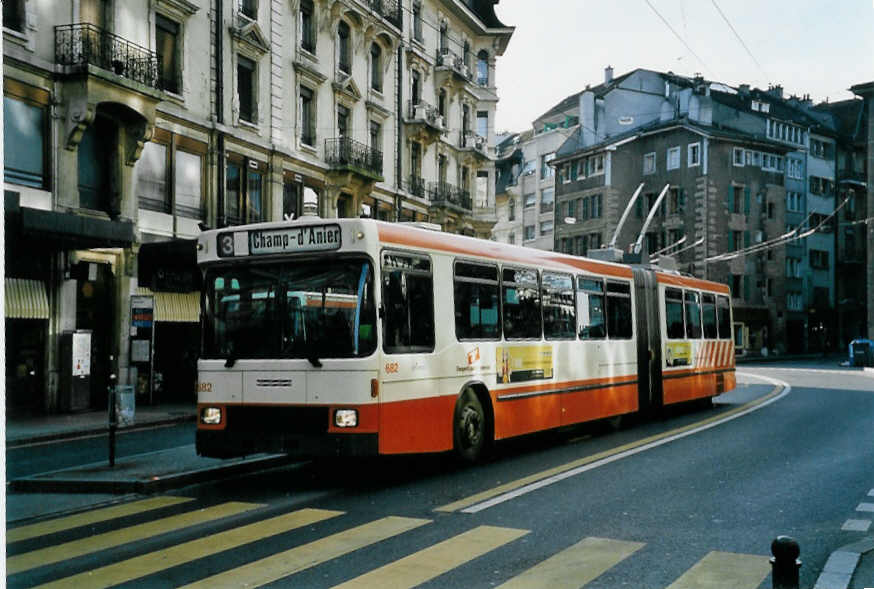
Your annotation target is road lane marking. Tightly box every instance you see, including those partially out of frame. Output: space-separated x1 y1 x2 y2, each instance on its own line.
495 536 644 589
437 373 789 514
35 508 342 589
8 501 260 575
6 496 193 543
856 503 874 512
841 519 872 532
180 516 431 589
331 525 528 589
665 551 770 589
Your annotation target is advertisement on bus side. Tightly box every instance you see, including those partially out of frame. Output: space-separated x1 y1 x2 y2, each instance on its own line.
497 345 554 383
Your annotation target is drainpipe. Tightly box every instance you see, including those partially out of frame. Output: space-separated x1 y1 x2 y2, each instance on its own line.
395 43 403 221
215 0 225 227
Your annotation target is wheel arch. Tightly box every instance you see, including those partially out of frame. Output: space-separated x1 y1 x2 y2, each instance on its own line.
458 379 494 439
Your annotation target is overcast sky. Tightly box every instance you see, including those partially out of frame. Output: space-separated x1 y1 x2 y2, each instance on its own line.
492 0 874 133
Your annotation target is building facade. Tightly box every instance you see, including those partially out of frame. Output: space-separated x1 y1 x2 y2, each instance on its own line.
3 0 513 414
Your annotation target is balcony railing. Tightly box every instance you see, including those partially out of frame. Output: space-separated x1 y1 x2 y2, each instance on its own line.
367 0 402 28
428 181 471 211
459 131 487 154
55 24 160 90
406 175 427 198
407 100 444 130
436 47 472 81
325 137 383 179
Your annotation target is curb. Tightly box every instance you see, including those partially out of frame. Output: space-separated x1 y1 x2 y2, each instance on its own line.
6 414 196 448
9 453 296 495
813 536 874 589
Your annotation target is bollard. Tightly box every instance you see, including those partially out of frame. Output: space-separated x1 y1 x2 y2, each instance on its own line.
770 535 801 589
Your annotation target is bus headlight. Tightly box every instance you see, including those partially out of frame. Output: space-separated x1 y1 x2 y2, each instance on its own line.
334 409 358 428
200 407 222 425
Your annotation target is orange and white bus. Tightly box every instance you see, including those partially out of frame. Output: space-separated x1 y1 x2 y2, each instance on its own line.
195 216 735 461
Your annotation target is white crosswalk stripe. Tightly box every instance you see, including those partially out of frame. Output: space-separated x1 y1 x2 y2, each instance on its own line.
8 495 776 588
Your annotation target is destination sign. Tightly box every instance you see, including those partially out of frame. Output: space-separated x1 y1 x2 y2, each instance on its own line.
249 224 342 255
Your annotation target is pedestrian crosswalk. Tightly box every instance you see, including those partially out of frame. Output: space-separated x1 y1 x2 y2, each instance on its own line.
7 495 772 589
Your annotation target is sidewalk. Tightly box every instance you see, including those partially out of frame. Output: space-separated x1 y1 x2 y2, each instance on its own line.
5 402 296 523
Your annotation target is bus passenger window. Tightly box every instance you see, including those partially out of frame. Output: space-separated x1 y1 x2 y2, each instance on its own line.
605 280 633 339
454 262 500 340
542 272 575 340
684 291 702 339
577 278 605 339
716 295 731 339
502 267 541 339
665 288 685 339
702 293 718 339
382 252 435 353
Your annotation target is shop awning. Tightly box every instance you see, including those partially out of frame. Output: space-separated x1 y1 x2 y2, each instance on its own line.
6 278 50 319
135 288 201 323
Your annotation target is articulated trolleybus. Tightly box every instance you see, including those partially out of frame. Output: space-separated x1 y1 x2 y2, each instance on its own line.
196 216 735 462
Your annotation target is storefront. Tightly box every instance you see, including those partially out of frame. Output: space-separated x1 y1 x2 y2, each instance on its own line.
5 278 49 416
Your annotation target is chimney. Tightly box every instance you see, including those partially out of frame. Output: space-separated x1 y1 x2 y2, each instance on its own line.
605 65 613 84
768 84 783 99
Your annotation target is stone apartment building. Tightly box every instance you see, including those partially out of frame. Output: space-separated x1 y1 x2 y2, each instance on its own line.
2 0 513 414
549 67 861 355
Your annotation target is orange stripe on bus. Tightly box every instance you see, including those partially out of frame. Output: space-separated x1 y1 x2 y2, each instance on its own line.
656 272 731 294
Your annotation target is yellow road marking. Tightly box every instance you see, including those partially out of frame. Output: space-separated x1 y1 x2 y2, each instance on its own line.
495 536 645 589
666 551 771 589
331 525 528 589
8 501 260 575
36 508 342 589
7 496 193 543
435 384 782 513
180 516 431 589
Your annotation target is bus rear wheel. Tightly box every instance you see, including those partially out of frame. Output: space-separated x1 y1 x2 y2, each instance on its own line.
453 389 488 463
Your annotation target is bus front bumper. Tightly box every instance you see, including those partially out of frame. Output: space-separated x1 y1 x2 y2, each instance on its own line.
196 430 379 459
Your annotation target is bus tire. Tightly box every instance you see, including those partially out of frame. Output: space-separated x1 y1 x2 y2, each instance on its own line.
453 389 488 463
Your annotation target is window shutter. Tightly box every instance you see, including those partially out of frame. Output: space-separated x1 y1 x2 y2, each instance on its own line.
679 188 686 212
744 186 751 214
636 197 643 218
744 231 751 248
728 232 735 251
743 275 750 301
727 187 734 214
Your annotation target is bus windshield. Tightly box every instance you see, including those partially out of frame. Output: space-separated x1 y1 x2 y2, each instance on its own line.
203 257 376 360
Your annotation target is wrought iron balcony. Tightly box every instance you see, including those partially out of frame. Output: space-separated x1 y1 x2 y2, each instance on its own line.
325 137 384 180
367 0 402 28
459 131 488 157
406 175 427 198
436 47 472 82
428 181 472 212
55 24 160 90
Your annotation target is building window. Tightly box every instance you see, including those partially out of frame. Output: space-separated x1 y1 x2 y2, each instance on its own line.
175 149 203 218
476 111 488 138
589 193 602 218
541 188 554 213
788 159 803 179
239 0 257 19
3 0 25 32
810 249 829 269
667 146 680 170
786 191 802 212
540 220 553 234
299 85 315 146
668 187 684 214
438 88 446 117
156 14 181 94
508 232 515 244
589 232 601 249
237 55 256 123
410 141 421 178
524 192 535 208
337 104 349 138
524 225 535 241
730 230 742 251
508 197 515 221
412 1 423 42
136 141 170 212
370 43 382 92
541 152 555 179
785 257 801 278
688 142 700 167
337 21 351 74
3 95 47 188
369 120 381 151
589 154 604 175
733 147 745 167
78 116 118 213
411 70 421 105
643 152 655 174
476 50 489 86
300 0 315 53
226 157 264 225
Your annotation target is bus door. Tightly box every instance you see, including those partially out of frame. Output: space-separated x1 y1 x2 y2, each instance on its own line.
632 267 663 416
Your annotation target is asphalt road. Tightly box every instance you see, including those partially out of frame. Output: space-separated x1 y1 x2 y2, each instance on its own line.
7 365 874 588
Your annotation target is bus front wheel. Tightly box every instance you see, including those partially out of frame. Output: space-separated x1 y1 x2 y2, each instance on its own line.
453 389 488 463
